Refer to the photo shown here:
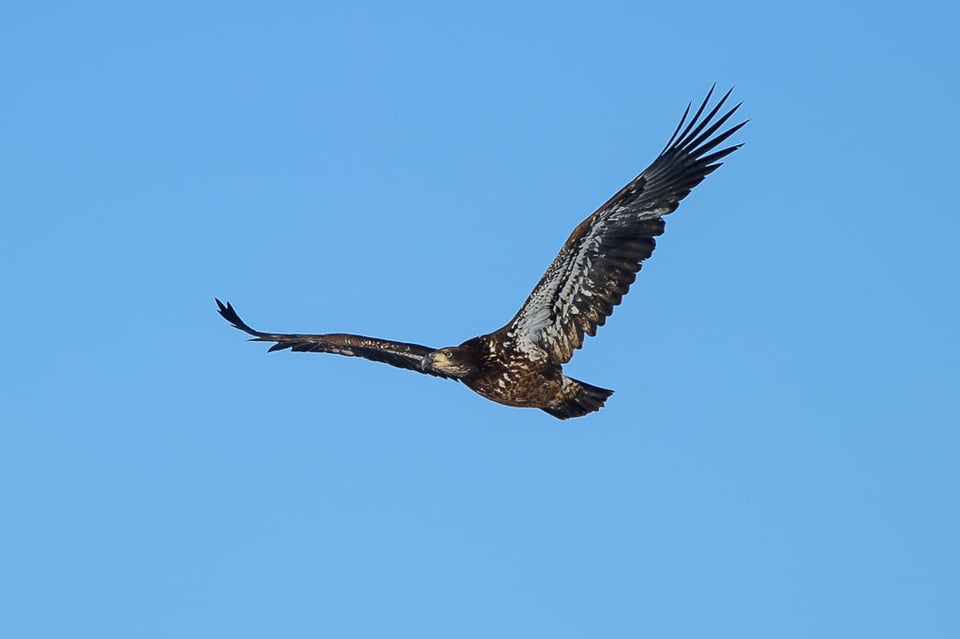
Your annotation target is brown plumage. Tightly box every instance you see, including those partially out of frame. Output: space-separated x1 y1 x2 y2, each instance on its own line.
217 86 746 419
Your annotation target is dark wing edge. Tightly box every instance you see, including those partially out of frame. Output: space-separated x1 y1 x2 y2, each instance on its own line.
504 86 746 364
215 299 453 379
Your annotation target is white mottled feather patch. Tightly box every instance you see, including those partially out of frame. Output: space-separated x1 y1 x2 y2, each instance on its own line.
510 217 609 361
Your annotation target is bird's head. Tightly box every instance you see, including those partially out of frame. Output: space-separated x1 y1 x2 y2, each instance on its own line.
422 346 475 378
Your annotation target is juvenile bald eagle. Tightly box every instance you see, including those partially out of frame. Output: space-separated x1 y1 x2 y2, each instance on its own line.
217 87 745 419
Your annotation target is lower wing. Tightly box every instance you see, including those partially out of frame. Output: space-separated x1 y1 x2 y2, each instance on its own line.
215 299 453 378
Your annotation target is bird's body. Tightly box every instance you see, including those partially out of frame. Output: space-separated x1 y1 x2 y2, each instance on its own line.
426 333 612 419
217 87 746 419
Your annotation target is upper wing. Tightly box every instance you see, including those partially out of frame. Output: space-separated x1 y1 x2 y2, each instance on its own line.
215 299 454 378
504 86 746 364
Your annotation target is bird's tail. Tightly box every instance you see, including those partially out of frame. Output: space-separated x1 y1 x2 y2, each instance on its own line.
541 377 614 420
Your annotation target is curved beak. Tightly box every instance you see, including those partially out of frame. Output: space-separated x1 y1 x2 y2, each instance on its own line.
420 352 436 370
422 350 459 377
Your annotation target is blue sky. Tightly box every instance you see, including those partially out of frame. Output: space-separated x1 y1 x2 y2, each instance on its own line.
2 1 958 637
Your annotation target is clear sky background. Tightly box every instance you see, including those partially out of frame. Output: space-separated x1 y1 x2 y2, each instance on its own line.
2 1 958 637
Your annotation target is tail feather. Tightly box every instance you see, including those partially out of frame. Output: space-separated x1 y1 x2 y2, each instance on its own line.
541 377 614 420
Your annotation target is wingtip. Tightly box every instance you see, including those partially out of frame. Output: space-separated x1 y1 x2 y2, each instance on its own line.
215 298 235 322
216 298 258 336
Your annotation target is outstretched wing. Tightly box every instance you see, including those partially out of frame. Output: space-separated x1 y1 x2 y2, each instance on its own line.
215 299 453 378
504 86 746 364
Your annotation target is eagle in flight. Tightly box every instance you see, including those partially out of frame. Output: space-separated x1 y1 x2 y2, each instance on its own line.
218 87 745 419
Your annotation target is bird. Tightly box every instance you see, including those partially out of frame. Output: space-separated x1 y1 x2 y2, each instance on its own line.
217 86 745 419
